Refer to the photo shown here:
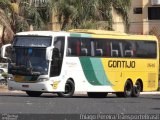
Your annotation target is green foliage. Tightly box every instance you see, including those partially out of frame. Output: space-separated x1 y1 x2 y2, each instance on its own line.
0 0 132 45
51 0 132 32
112 0 131 32
0 0 47 45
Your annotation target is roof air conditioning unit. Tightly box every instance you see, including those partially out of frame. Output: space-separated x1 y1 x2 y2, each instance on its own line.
151 0 160 5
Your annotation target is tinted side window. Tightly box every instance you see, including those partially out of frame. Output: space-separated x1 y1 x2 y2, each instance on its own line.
54 37 65 57
67 37 80 56
111 41 122 57
122 41 135 57
67 37 91 56
80 38 91 56
94 39 110 57
67 37 157 59
135 41 157 58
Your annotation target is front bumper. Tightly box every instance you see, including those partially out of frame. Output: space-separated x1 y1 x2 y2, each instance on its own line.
7 80 58 92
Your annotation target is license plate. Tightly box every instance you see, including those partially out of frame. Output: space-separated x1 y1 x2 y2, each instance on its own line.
22 85 29 88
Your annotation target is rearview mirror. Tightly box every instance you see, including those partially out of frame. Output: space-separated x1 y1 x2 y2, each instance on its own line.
1 44 12 60
46 46 54 61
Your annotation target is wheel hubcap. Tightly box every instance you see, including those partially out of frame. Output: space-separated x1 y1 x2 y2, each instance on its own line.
126 83 132 95
135 83 141 93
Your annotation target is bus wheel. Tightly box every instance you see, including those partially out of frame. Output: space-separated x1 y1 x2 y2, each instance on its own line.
132 81 142 97
26 91 42 97
57 79 75 97
116 80 133 97
87 92 108 98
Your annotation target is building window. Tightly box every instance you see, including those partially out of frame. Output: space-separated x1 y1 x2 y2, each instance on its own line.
148 7 160 20
133 7 142 14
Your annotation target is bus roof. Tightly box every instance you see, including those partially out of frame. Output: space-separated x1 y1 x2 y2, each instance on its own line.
68 29 158 41
15 29 158 41
69 29 128 35
16 31 68 36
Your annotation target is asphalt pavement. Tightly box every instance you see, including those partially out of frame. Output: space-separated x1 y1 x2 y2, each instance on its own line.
0 88 160 120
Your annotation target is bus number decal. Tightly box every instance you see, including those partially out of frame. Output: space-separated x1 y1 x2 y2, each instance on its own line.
147 63 155 68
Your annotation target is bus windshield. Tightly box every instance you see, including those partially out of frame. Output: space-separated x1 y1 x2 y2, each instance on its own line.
9 47 49 75
7 36 52 76
13 36 52 47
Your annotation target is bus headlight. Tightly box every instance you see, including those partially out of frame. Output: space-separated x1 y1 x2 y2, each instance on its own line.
7 74 14 81
38 78 49 82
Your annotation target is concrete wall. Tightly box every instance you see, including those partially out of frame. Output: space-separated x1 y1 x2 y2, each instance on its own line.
112 8 125 33
129 0 143 34
129 0 160 35
49 12 61 31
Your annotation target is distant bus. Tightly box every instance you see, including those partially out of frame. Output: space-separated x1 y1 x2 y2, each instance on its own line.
1 29 159 97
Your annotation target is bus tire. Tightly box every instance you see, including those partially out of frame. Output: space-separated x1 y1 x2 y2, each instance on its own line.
57 79 75 97
26 91 42 97
87 92 108 98
116 80 133 97
131 81 142 97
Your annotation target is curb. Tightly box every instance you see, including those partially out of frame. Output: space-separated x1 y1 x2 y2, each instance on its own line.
140 92 160 95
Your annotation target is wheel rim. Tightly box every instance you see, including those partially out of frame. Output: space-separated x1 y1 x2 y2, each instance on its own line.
135 82 141 94
125 81 132 96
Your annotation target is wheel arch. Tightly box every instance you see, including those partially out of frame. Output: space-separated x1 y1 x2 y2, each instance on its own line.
126 78 133 86
67 78 75 84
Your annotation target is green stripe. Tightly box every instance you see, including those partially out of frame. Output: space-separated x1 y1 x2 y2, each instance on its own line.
80 57 112 86
81 34 92 37
70 33 91 38
70 33 81 37
79 57 101 85
90 58 111 85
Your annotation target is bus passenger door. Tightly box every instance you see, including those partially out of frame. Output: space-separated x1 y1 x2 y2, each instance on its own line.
50 37 65 77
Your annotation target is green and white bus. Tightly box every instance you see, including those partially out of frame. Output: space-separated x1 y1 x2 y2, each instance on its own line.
1 29 159 97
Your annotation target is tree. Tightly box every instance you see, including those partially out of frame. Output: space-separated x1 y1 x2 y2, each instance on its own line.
112 0 132 32
0 0 132 45
51 0 132 32
0 0 44 46
0 0 14 45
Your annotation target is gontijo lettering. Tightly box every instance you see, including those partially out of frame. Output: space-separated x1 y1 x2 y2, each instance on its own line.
108 60 136 68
